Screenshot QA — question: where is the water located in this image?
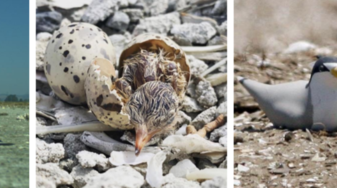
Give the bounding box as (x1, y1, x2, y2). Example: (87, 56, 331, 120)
(0, 106, 29, 187)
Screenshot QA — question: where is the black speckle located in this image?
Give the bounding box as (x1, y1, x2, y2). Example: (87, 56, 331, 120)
(68, 40, 73, 44)
(109, 118, 112, 121)
(82, 73, 84, 75)
(64, 67, 69, 72)
(103, 39, 108, 44)
(56, 33, 63, 38)
(96, 95, 103, 106)
(82, 56, 86, 60)
(70, 29, 74, 34)
(46, 64, 51, 75)
(69, 24, 77, 27)
(59, 62, 62, 66)
(73, 75, 80, 83)
(59, 46, 62, 50)
(52, 40, 54, 43)
(82, 44, 85, 47)
(85, 44, 91, 49)
(70, 72, 73, 74)
(63, 50, 69, 57)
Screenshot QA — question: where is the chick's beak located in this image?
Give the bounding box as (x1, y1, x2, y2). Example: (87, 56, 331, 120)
(135, 125, 153, 156)
(331, 67, 337, 78)
(324, 63, 337, 78)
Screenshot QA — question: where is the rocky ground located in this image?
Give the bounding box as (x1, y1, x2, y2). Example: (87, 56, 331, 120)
(234, 43, 337, 187)
(36, 0, 226, 188)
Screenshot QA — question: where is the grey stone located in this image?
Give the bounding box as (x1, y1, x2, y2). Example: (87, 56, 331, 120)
(196, 81, 218, 108)
(36, 177, 55, 188)
(192, 107, 217, 129)
(81, 0, 120, 24)
(201, 177, 226, 188)
(171, 22, 216, 45)
(186, 81, 197, 98)
(59, 158, 77, 172)
(147, 0, 169, 16)
(216, 102, 227, 117)
(215, 84, 226, 99)
(208, 35, 226, 46)
(169, 159, 199, 178)
(197, 158, 217, 170)
(210, 124, 226, 142)
(211, 0, 227, 15)
(36, 39, 49, 71)
(70, 165, 100, 188)
(36, 11, 62, 33)
(36, 163, 74, 186)
(122, 9, 144, 22)
(219, 21, 227, 36)
(168, 0, 186, 11)
(84, 166, 144, 188)
(187, 55, 209, 76)
(133, 12, 180, 35)
(109, 33, 132, 65)
(106, 11, 130, 31)
(37, 32, 52, 41)
(36, 138, 65, 164)
(177, 110, 192, 125)
(76, 150, 110, 171)
(64, 134, 87, 159)
(181, 96, 204, 113)
(162, 174, 201, 188)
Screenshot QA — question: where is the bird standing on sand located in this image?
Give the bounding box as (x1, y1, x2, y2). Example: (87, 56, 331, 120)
(239, 56, 337, 131)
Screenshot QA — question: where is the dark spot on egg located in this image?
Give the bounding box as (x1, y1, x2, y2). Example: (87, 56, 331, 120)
(73, 75, 80, 83)
(46, 64, 51, 75)
(85, 44, 91, 49)
(59, 46, 62, 50)
(52, 40, 54, 43)
(64, 67, 69, 72)
(103, 39, 108, 44)
(82, 56, 86, 60)
(68, 40, 73, 44)
(70, 29, 74, 34)
(59, 62, 62, 66)
(96, 95, 103, 106)
(68, 24, 77, 27)
(63, 50, 69, 57)
(56, 33, 63, 38)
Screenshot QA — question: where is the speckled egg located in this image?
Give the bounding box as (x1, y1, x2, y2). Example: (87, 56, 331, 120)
(85, 58, 132, 130)
(44, 22, 116, 105)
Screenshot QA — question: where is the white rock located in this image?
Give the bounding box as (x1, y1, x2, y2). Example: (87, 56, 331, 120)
(238, 164, 249, 172)
(169, 159, 199, 178)
(175, 124, 188, 135)
(176, 111, 192, 126)
(187, 55, 209, 76)
(201, 177, 226, 188)
(109, 151, 154, 166)
(36, 138, 65, 164)
(146, 151, 167, 188)
(36, 40, 48, 71)
(162, 174, 201, 188)
(192, 106, 217, 129)
(76, 150, 109, 170)
(36, 163, 74, 186)
(70, 165, 100, 188)
(106, 11, 130, 31)
(195, 81, 218, 108)
(181, 96, 204, 113)
(171, 22, 216, 45)
(133, 12, 180, 35)
(219, 21, 227, 36)
(122, 9, 144, 22)
(186, 168, 227, 181)
(55, 107, 97, 126)
(36, 177, 55, 188)
(84, 166, 144, 188)
(37, 32, 52, 41)
(162, 134, 226, 154)
(283, 41, 316, 54)
(215, 83, 226, 99)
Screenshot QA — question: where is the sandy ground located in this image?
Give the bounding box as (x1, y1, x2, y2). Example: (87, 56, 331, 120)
(234, 50, 337, 188)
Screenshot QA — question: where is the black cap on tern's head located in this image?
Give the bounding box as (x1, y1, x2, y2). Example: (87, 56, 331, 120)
(307, 56, 337, 87)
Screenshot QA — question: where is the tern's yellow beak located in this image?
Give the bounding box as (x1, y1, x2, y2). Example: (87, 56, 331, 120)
(331, 66, 337, 78)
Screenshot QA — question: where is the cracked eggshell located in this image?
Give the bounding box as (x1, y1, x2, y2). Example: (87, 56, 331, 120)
(44, 22, 116, 105)
(85, 58, 133, 129)
(119, 33, 191, 88)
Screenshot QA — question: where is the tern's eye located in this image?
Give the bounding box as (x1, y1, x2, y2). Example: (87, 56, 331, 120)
(319, 65, 326, 72)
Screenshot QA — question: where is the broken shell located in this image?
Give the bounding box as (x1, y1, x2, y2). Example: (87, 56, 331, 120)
(146, 151, 167, 188)
(85, 58, 132, 129)
(186, 168, 227, 181)
(118, 33, 191, 101)
(109, 151, 155, 166)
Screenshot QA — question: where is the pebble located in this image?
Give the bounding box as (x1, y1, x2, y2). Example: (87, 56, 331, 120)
(181, 96, 204, 113)
(195, 81, 218, 108)
(216, 101, 227, 117)
(36, 178, 55, 188)
(171, 22, 216, 45)
(76, 151, 110, 171)
(106, 11, 130, 31)
(122, 9, 144, 22)
(197, 158, 217, 169)
(210, 124, 227, 142)
(36, 32, 52, 41)
(37, 163, 74, 187)
(81, 0, 119, 24)
(143, 0, 169, 16)
(162, 174, 201, 188)
(64, 133, 87, 159)
(215, 83, 226, 99)
(36, 40, 48, 71)
(36, 11, 62, 33)
(219, 21, 227, 36)
(187, 55, 209, 76)
(36, 138, 65, 164)
(133, 12, 180, 35)
(70, 165, 99, 188)
(211, 0, 227, 15)
(84, 166, 144, 188)
(201, 177, 226, 188)
(169, 159, 199, 178)
(192, 106, 217, 129)
(209, 35, 226, 45)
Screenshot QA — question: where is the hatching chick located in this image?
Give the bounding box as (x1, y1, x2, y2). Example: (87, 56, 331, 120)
(124, 81, 179, 155)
